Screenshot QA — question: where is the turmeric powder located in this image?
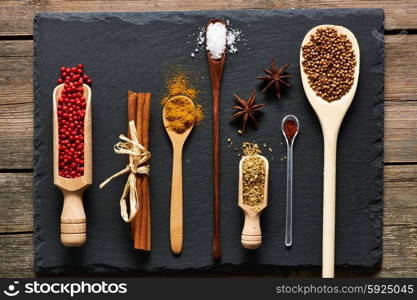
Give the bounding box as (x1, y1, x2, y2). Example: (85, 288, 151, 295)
(162, 71, 204, 131)
(165, 96, 196, 133)
(162, 72, 198, 103)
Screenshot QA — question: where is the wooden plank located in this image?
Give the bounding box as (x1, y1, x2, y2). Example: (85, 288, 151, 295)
(0, 173, 33, 233)
(0, 0, 416, 36)
(385, 101, 417, 163)
(0, 234, 34, 277)
(0, 165, 416, 277)
(385, 35, 417, 101)
(0, 101, 33, 169)
(0, 40, 32, 57)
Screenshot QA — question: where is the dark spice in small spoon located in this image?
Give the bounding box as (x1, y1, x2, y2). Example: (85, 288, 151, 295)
(283, 119, 298, 143)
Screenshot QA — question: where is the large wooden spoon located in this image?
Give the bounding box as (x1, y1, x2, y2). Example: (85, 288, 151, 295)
(206, 18, 227, 261)
(163, 96, 195, 255)
(300, 25, 360, 278)
(53, 83, 92, 247)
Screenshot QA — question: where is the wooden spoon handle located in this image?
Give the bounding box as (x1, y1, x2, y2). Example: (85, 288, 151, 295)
(61, 190, 86, 247)
(322, 133, 338, 278)
(170, 145, 184, 254)
(241, 211, 262, 249)
(212, 87, 221, 260)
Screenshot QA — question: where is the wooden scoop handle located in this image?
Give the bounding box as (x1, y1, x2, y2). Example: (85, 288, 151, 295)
(241, 211, 262, 249)
(60, 190, 86, 247)
(170, 144, 184, 254)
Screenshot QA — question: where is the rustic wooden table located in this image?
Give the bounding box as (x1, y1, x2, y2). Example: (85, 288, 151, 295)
(0, 1, 416, 278)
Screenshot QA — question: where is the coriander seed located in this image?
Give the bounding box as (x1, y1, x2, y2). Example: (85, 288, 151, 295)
(302, 27, 356, 102)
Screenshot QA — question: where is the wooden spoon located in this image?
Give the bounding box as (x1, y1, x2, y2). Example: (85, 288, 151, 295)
(238, 155, 269, 249)
(163, 96, 195, 255)
(206, 18, 227, 260)
(53, 83, 92, 247)
(300, 25, 360, 277)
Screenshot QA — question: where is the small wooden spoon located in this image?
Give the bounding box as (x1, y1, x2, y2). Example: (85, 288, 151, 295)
(300, 25, 360, 277)
(206, 18, 227, 260)
(163, 96, 195, 255)
(53, 83, 92, 247)
(238, 155, 269, 249)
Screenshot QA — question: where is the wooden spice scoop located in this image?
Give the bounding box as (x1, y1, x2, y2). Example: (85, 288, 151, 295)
(238, 155, 269, 249)
(163, 96, 195, 254)
(53, 84, 92, 247)
(300, 25, 360, 277)
(206, 18, 227, 260)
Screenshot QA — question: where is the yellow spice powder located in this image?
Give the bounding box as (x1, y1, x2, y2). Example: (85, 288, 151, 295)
(164, 73, 198, 102)
(162, 71, 204, 131)
(165, 96, 196, 133)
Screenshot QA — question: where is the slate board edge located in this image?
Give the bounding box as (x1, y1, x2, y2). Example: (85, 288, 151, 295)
(33, 14, 44, 273)
(368, 10, 384, 267)
(32, 9, 385, 275)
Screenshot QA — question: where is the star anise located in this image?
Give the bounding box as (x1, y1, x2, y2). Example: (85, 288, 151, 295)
(256, 59, 291, 98)
(229, 91, 265, 132)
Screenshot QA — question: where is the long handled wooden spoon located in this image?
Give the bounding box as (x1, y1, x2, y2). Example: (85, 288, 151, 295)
(300, 25, 360, 277)
(206, 18, 227, 260)
(53, 83, 92, 247)
(238, 155, 269, 249)
(163, 96, 195, 255)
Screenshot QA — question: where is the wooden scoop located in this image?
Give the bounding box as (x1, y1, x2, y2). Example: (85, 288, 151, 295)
(206, 18, 227, 260)
(300, 25, 360, 277)
(53, 83, 92, 247)
(238, 155, 269, 249)
(163, 96, 195, 255)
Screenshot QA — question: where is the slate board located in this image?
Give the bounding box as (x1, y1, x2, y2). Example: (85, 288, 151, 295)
(33, 9, 384, 274)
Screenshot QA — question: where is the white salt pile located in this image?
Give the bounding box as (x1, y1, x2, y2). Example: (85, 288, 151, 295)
(189, 21, 245, 58)
(206, 22, 227, 59)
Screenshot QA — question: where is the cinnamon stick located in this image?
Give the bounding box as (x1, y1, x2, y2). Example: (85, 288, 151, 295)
(133, 94, 145, 249)
(126, 91, 151, 251)
(138, 93, 151, 250)
(127, 91, 138, 239)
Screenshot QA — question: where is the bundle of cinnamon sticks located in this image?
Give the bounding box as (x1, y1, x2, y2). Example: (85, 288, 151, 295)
(127, 91, 151, 251)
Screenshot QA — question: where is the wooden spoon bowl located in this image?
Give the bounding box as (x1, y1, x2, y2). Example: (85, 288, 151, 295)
(163, 96, 195, 255)
(300, 25, 360, 277)
(53, 83, 92, 247)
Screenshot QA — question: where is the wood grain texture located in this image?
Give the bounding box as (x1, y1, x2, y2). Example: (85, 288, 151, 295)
(0, 40, 32, 57)
(0, 234, 34, 278)
(385, 101, 417, 162)
(385, 35, 417, 101)
(0, 0, 416, 36)
(1, 165, 415, 277)
(0, 173, 33, 233)
(0, 35, 417, 169)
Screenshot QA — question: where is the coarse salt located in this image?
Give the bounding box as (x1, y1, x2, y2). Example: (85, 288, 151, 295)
(206, 22, 227, 59)
(189, 21, 244, 58)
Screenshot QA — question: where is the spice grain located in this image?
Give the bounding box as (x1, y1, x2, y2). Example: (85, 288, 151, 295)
(302, 27, 356, 102)
(242, 155, 265, 208)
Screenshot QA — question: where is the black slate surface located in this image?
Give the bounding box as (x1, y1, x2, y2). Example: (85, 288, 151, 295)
(33, 9, 384, 274)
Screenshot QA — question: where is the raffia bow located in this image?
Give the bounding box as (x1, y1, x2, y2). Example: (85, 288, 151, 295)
(99, 121, 151, 222)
